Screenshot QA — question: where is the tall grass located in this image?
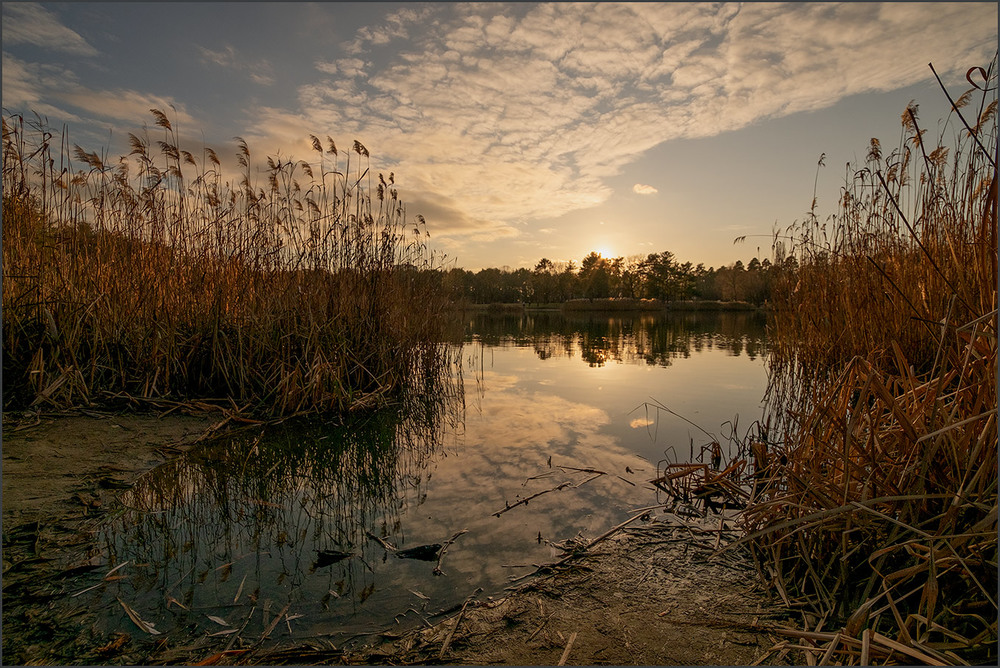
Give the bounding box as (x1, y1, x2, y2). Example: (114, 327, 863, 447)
(2, 110, 452, 417)
(743, 58, 997, 665)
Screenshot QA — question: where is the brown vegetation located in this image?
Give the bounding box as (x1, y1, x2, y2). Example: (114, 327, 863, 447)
(742, 59, 998, 665)
(2, 110, 453, 417)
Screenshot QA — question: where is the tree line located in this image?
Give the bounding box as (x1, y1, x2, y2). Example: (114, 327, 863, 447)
(430, 250, 795, 305)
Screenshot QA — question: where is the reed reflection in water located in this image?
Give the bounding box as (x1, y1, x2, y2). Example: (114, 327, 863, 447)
(94, 360, 466, 643)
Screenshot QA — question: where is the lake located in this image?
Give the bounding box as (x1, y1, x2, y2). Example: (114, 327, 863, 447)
(90, 310, 768, 647)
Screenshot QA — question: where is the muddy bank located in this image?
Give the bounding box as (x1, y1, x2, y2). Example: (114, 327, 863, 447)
(353, 526, 786, 666)
(2, 410, 218, 532)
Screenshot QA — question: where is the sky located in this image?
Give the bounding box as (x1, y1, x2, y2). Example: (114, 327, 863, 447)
(3, 2, 997, 271)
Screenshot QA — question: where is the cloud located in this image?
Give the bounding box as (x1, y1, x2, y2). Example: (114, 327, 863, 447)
(1, 54, 86, 123)
(401, 191, 518, 241)
(1, 56, 189, 139)
(245, 1, 995, 245)
(8, 2, 994, 255)
(198, 44, 275, 86)
(315, 58, 367, 78)
(4, 33, 198, 144)
(633, 184, 659, 195)
(2, 4, 98, 56)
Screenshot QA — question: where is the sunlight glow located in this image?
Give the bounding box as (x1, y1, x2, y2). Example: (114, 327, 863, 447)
(595, 246, 615, 259)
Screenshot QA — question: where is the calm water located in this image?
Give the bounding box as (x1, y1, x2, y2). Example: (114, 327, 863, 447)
(90, 310, 767, 646)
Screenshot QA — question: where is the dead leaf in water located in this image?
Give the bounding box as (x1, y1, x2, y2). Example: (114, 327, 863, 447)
(117, 597, 160, 635)
(166, 595, 189, 611)
(395, 544, 441, 561)
(314, 549, 352, 569)
(234, 574, 247, 603)
(206, 615, 229, 626)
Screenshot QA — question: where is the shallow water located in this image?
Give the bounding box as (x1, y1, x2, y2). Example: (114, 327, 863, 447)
(91, 310, 768, 647)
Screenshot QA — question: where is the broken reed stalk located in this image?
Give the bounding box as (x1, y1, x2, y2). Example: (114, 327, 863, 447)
(745, 58, 998, 665)
(557, 631, 579, 666)
(2, 109, 454, 417)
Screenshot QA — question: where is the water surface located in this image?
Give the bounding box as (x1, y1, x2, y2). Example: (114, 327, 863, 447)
(92, 310, 768, 646)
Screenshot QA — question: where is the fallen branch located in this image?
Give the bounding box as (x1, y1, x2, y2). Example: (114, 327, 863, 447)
(260, 602, 292, 640)
(573, 472, 604, 488)
(493, 482, 573, 517)
(364, 530, 398, 552)
(558, 465, 608, 475)
(527, 612, 555, 641)
(507, 510, 651, 584)
(433, 529, 469, 576)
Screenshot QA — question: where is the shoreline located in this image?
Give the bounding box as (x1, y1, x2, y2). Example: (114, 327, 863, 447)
(233, 511, 787, 666)
(1, 410, 786, 666)
(1, 409, 219, 664)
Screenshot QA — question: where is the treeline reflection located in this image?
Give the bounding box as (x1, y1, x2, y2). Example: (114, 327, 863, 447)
(466, 310, 767, 366)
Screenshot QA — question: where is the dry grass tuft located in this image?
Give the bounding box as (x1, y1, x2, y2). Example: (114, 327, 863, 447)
(2, 109, 453, 417)
(742, 58, 997, 665)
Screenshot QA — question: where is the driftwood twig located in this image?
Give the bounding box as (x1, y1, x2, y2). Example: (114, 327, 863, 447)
(493, 482, 572, 517)
(433, 529, 469, 576)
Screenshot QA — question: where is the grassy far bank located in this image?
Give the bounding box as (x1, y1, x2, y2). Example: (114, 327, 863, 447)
(2, 110, 454, 418)
(741, 59, 997, 665)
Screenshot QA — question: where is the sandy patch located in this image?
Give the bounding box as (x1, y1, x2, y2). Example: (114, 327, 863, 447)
(2, 410, 217, 533)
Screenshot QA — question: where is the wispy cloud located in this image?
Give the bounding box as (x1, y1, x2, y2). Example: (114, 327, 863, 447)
(1, 54, 85, 122)
(198, 45, 275, 86)
(3, 52, 195, 134)
(2, 4, 98, 57)
(633, 184, 658, 195)
(61, 88, 196, 128)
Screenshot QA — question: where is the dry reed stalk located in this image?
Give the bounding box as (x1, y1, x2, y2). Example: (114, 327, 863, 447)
(744, 58, 998, 666)
(2, 110, 455, 417)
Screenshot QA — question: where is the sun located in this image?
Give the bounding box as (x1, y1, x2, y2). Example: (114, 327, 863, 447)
(595, 245, 615, 259)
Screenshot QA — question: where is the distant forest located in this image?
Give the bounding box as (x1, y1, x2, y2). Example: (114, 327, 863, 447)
(432, 250, 793, 305)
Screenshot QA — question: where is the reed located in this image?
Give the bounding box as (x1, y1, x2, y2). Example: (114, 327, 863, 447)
(742, 58, 997, 665)
(2, 110, 453, 417)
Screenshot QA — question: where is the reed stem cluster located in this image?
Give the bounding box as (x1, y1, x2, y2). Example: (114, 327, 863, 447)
(744, 59, 997, 664)
(2, 110, 452, 417)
